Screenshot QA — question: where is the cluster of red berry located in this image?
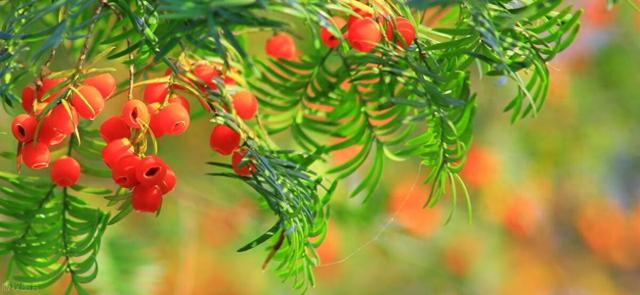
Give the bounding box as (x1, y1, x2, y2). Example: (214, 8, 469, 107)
(99, 72, 194, 212)
(320, 6, 416, 52)
(208, 89, 258, 177)
(263, 6, 416, 60)
(11, 73, 116, 187)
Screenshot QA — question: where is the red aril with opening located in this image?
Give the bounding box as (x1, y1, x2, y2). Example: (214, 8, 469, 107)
(121, 100, 150, 129)
(135, 155, 167, 186)
(11, 114, 37, 143)
(22, 141, 50, 170)
(153, 103, 190, 136)
(111, 155, 141, 188)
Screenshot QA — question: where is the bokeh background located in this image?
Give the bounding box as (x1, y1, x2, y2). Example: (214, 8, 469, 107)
(1, 0, 640, 294)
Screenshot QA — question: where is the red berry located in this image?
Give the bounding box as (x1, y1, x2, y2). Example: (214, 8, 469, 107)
(265, 33, 297, 60)
(131, 185, 163, 213)
(135, 155, 167, 186)
(84, 73, 116, 99)
(38, 78, 67, 102)
(111, 155, 141, 188)
(46, 104, 78, 135)
(232, 91, 258, 120)
(100, 116, 131, 142)
(232, 149, 256, 177)
(143, 83, 169, 104)
(192, 63, 219, 90)
(158, 169, 176, 194)
(71, 85, 105, 120)
(21, 85, 36, 113)
(37, 121, 67, 146)
(11, 114, 37, 143)
(209, 125, 241, 155)
(153, 102, 190, 136)
(148, 103, 164, 138)
(347, 5, 373, 29)
(320, 17, 347, 48)
(102, 138, 134, 168)
(385, 17, 415, 47)
(347, 18, 381, 52)
(168, 95, 190, 113)
(121, 100, 150, 129)
(50, 156, 81, 187)
(22, 141, 50, 170)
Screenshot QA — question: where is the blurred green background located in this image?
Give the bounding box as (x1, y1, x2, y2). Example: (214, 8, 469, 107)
(1, 1, 640, 294)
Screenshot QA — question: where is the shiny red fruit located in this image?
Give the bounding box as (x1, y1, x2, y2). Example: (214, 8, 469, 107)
(209, 125, 241, 156)
(21, 85, 36, 113)
(232, 91, 258, 120)
(265, 33, 297, 60)
(11, 114, 37, 143)
(131, 185, 163, 213)
(84, 73, 116, 99)
(100, 116, 131, 142)
(320, 17, 347, 48)
(135, 155, 167, 186)
(111, 155, 141, 188)
(347, 18, 381, 52)
(153, 103, 190, 136)
(232, 149, 256, 177)
(22, 141, 50, 170)
(37, 121, 67, 146)
(46, 104, 79, 135)
(168, 95, 190, 113)
(143, 83, 169, 104)
(158, 169, 176, 194)
(102, 138, 134, 168)
(50, 156, 81, 187)
(192, 63, 219, 90)
(71, 85, 105, 120)
(121, 100, 150, 129)
(347, 5, 373, 29)
(38, 78, 67, 102)
(385, 17, 416, 47)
